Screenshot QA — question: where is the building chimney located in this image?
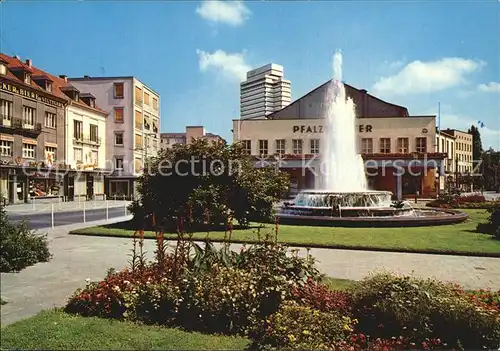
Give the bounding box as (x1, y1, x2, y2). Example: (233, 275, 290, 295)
(25, 59, 32, 67)
(59, 75, 67, 82)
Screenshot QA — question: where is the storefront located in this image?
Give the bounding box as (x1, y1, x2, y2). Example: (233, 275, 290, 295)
(105, 177, 137, 200)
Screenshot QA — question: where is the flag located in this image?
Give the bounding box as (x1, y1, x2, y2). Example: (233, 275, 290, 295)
(477, 120, 485, 128)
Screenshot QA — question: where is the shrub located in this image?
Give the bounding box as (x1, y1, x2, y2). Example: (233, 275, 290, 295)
(248, 302, 355, 350)
(291, 278, 351, 314)
(350, 273, 500, 349)
(0, 207, 51, 272)
(476, 203, 500, 236)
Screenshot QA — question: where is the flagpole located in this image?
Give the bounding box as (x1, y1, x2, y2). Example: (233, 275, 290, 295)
(437, 102, 441, 152)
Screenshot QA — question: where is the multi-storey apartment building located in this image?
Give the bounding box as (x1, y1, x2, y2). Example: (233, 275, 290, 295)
(440, 129, 473, 174)
(240, 64, 291, 119)
(0, 54, 108, 203)
(233, 80, 446, 199)
(160, 126, 224, 151)
(69, 76, 160, 199)
(435, 129, 456, 190)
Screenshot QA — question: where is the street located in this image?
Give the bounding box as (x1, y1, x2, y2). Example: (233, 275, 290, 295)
(7, 207, 130, 230)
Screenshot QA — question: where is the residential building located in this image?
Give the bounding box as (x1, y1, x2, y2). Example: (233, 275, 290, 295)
(233, 80, 446, 199)
(160, 126, 224, 150)
(0, 54, 108, 204)
(69, 76, 160, 199)
(440, 129, 474, 174)
(435, 129, 456, 190)
(240, 64, 291, 119)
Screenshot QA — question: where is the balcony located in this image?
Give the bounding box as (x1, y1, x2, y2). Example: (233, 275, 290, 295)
(0, 116, 42, 137)
(73, 134, 101, 146)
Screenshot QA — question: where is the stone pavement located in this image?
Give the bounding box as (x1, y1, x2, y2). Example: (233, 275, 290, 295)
(1, 217, 500, 327)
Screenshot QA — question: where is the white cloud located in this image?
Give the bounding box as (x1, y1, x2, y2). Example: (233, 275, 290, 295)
(477, 81, 500, 93)
(195, 0, 251, 26)
(196, 49, 251, 82)
(373, 57, 485, 95)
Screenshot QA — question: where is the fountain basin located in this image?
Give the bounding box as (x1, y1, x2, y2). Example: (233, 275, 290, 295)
(279, 190, 469, 227)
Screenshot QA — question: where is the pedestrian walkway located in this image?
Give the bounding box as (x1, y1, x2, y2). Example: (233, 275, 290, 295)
(4, 199, 131, 214)
(1, 217, 499, 326)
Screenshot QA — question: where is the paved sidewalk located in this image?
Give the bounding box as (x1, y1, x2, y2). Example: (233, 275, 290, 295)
(4, 200, 131, 214)
(1, 218, 500, 326)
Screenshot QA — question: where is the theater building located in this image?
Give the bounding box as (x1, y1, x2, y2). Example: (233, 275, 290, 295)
(233, 81, 446, 199)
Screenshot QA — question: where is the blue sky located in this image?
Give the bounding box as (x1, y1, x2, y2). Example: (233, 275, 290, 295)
(1, 0, 499, 149)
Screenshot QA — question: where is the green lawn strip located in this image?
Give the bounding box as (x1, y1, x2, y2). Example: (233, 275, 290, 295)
(0, 309, 250, 350)
(322, 277, 355, 291)
(70, 209, 500, 256)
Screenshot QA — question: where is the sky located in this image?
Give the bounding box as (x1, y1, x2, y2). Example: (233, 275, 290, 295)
(0, 0, 499, 149)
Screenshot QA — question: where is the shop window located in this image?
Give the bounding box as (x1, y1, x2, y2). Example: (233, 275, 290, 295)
(397, 138, 409, 153)
(275, 139, 286, 155)
(292, 139, 303, 154)
(30, 177, 61, 197)
(361, 138, 373, 154)
(258, 139, 268, 156)
(310, 139, 320, 154)
(22, 143, 36, 158)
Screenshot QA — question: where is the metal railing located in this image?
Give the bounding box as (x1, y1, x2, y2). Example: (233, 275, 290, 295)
(73, 134, 101, 146)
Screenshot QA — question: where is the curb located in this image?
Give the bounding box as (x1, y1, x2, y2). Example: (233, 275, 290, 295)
(69, 230, 500, 259)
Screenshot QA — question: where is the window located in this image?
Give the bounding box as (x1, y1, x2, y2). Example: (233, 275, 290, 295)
(23, 143, 36, 159)
(361, 138, 373, 154)
(23, 106, 36, 126)
(45, 146, 56, 163)
(310, 139, 320, 154)
(115, 157, 124, 170)
(91, 150, 98, 165)
(0, 63, 6, 75)
(45, 112, 56, 128)
(74, 148, 83, 162)
(135, 158, 142, 173)
(0, 140, 13, 156)
(135, 86, 142, 105)
(135, 110, 143, 129)
(153, 97, 158, 110)
(73, 120, 83, 140)
(144, 92, 150, 106)
(258, 140, 268, 156)
(276, 139, 286, 155)
(115, 132, 124, 146)
(114, 107, 124, 123)
(416, 137, 427, 153)
(1, 99, 13, 122)
(379, 138, 391, 154)
(46, 82, 52, 92)
(114, 83, 124, 98)
(135, 134, 143, 149)
(292, 139, 303, 154)
(90, 124, 98, 143)
(24, 73, 31, 84)
(242, 140, 251, 154)
(397, 137, 409, 153)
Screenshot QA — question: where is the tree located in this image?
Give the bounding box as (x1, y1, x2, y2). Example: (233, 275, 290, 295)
(130, 138, 290, 230)
(482, 148, 500, 191)
(468, 125, 483, 162)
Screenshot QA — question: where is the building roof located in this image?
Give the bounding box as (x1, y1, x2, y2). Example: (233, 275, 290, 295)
(263, 80, 409, 120)
(441, 128, 472, 136)
(0, 53, 107, 115)
(68, 75, 160, 96)
(436, 127, 456, 139)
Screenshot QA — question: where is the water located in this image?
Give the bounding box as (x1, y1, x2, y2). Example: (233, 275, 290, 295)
(320, 50, 368, 191)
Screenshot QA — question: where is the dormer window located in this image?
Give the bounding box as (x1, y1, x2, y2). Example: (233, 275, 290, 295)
(61, 85, 80, 101)
(0, 62, 6, 75)
(33, 75, 54, 92)
(24, 73, 31, 84)
(80, 93, 96, 108)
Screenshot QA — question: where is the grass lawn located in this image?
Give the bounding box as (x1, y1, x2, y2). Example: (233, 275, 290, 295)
(70, 209, 500, 256)
(0, 309, 250, 350)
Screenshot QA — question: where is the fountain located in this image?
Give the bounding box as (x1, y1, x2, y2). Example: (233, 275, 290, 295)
(278, 50, 468, 227)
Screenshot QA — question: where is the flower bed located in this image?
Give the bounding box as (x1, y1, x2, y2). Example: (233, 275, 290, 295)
(64, 221, 500, 350)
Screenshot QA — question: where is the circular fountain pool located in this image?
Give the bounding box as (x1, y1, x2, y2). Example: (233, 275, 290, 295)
(278, 190, 469, 227)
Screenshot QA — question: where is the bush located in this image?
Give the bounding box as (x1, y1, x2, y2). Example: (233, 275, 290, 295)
(0, 207, 51, 272)
(248, 302, 355, 350)
(476, 203, 500, 237)
(350, 273, 500, 349)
